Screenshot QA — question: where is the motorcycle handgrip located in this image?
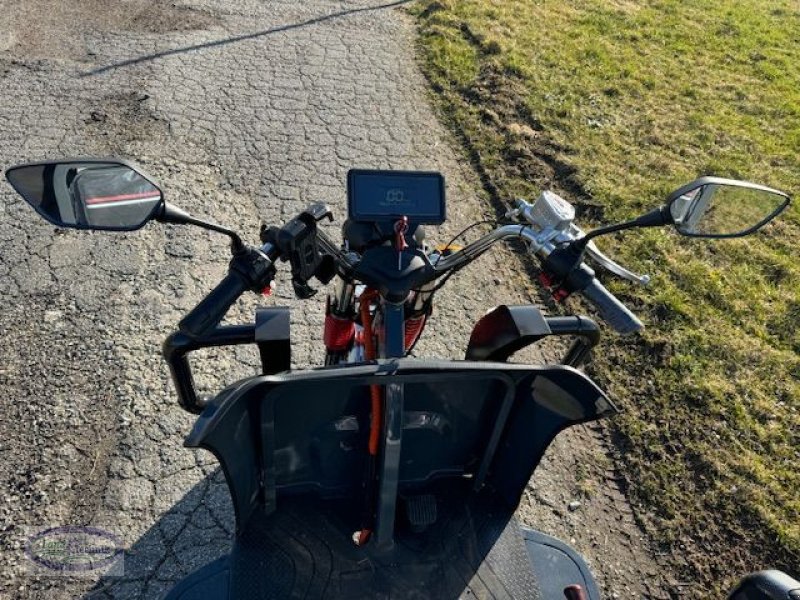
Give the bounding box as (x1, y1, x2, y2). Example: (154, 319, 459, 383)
(581, 278, 643, 335)
(179, 270, 249, 339)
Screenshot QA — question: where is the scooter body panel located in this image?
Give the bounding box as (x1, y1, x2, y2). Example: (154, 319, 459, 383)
(167, 359, 611, 598)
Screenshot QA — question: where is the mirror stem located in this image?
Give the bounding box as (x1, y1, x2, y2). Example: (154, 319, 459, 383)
(158, 202, 245, 252)
(580, 205, 673, 245)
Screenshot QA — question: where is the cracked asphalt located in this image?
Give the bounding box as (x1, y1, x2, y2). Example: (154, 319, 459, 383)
(0, 1, 672, 598)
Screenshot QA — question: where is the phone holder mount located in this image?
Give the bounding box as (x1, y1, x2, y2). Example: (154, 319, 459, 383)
(260, 203, 337, 299)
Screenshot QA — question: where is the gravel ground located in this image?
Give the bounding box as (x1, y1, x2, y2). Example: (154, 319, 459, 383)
(1, 1, 674, 598)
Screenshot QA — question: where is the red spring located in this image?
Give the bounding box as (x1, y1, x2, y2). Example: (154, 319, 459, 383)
(404, 315, 426, 351)
(324, 313, 355, 353)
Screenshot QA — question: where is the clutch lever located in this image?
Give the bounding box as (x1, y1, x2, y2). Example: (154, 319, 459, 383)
(570, 224, 651, 285)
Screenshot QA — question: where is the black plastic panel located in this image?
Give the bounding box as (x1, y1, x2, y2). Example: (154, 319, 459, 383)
(173, 359, 613, 599)
(185, 359, 615, 528)
(523, 528, 601, 599)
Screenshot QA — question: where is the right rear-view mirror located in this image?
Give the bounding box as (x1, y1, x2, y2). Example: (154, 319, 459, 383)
(667, 176, 790, 238)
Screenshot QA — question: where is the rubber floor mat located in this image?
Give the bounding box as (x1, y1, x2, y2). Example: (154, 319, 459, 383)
(169, 484, 542, 599)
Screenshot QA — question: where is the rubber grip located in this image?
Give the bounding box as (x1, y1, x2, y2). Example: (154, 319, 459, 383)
(581, 278, 643, 335)
(179, 271, 249, 339)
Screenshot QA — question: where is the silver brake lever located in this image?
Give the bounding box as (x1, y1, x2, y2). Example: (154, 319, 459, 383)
(569, 224, 650, 285)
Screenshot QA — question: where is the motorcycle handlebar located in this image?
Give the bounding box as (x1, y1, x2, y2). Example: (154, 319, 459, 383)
(432, 223, 643, 334)
(179, 243, 278, 339)
(178, 270, 251, 338)
(179, 211, 642, 339)
(580, 277, 643, 335)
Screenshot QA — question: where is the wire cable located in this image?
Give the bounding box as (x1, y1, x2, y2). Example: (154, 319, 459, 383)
(434, 219, 497, 266)
(407, 220, 497, 356)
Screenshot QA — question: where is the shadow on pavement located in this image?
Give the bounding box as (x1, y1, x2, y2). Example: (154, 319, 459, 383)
(82, 0, 413, 77)
(84, 469, 234, 600)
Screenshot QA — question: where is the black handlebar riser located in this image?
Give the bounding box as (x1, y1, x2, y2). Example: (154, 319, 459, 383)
(178, 245, 277, 339)
(178, 270, 250, 339)
(163, 325, 259, 413)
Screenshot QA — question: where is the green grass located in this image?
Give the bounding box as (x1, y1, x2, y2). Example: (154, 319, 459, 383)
(412, 0, 800, 593)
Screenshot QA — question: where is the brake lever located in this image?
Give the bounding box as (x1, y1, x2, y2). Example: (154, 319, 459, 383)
(571, 224, 650, 285)
(510, 195, 650, 285)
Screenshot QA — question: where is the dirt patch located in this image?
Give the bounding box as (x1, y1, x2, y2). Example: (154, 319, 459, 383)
(605, 334, 800, 597)
(430, 55, 602, 223)
(83, 90, 172, 153)
(126, 3, 220, 34)
(1, 0, 220, 62)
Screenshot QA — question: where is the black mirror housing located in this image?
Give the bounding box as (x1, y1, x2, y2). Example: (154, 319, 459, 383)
(5, 157, 163, 232)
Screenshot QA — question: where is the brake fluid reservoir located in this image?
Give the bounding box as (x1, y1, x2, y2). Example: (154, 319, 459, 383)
(530, 190, 575, 231)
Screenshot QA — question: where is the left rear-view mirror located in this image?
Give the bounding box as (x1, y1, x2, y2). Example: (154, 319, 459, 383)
(5, 158, 163, 231)
(667, 176, 790, 238)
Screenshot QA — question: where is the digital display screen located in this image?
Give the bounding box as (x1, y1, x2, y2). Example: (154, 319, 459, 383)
(347, 170, 446, 224)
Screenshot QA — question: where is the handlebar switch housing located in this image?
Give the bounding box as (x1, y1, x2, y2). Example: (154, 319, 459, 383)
(230, 245, 278, 294)
(541, 245, 595, 299)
